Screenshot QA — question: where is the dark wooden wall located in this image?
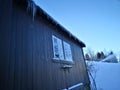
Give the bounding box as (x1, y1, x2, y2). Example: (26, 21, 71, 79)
(0, 1, 90, 90)
(0, 0, 13, 89)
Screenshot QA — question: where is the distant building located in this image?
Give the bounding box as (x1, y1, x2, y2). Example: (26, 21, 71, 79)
(0, 0, 90, 90)
(101, 54, 118, 63)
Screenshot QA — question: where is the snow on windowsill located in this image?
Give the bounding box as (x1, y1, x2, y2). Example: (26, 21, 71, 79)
(52, 58, 75, 65)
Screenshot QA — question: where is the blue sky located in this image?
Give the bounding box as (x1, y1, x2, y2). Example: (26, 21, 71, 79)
(35, 0, 120, 54)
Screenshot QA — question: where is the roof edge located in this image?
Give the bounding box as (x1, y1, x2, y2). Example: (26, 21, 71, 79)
(35, 4, 86, 47)
(15, 0, 86, 47)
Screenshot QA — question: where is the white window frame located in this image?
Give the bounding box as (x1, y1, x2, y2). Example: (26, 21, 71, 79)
(52, 35, 64, 60)
(63, 41, 72, 61)
(52, 35, 73, 62)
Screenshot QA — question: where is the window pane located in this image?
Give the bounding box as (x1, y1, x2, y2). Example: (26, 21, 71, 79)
(63, 41, 72, 61)
(52, 35, 64, 60)
(53, 37, 59, 58)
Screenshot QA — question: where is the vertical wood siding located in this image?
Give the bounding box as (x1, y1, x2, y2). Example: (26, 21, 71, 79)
(0, 1, 90, 90)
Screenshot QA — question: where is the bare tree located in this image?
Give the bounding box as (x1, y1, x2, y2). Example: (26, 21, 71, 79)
(84, 47, 96, 60)
(86, 61, 98, 90)
(85, 53, 90, 60)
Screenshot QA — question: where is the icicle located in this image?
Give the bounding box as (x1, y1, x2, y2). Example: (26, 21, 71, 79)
(27, 0, 37, 21)
(32, 2, 37, 21)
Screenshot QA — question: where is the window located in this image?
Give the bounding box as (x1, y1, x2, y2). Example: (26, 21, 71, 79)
(52, 35, 72, 61)
(63, 41, 72, 61)
(52, 35, 64, 60)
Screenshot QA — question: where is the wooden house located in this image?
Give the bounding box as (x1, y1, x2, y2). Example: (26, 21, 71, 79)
(0, 0, 90, 90)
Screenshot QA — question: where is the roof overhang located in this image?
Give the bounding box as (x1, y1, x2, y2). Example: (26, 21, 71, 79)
(14, 0, 86, 47)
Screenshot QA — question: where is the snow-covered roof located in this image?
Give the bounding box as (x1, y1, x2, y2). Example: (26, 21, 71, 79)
(101, 54, 118, 63)
(16, 0, 86, 47)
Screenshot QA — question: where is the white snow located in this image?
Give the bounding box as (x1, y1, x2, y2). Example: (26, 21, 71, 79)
(101, 54, 118, 63)
(63, 83, 83, 90)
(90, 62, 120, 90)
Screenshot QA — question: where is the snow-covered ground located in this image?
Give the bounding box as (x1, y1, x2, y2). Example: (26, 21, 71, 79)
(90, 62, 120, 90)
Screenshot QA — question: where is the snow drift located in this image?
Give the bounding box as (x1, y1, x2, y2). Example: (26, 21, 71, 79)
(101, 54, 118, 63)
(89, 62, 120, 90)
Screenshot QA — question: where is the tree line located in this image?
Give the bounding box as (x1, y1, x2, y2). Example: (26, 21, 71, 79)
(84, 48, 114, 61)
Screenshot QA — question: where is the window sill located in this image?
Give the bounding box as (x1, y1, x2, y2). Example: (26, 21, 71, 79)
(52, 58, 75, 65)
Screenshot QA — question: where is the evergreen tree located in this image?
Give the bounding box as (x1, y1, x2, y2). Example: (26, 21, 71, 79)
(97, 52, 101, 59)
(109, 51, 113, 55)
(101, 51, 105, 59)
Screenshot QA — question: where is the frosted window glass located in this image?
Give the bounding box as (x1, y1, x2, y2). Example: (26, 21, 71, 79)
(52, 35, 64, 60)
(63, 41, 72, 61)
